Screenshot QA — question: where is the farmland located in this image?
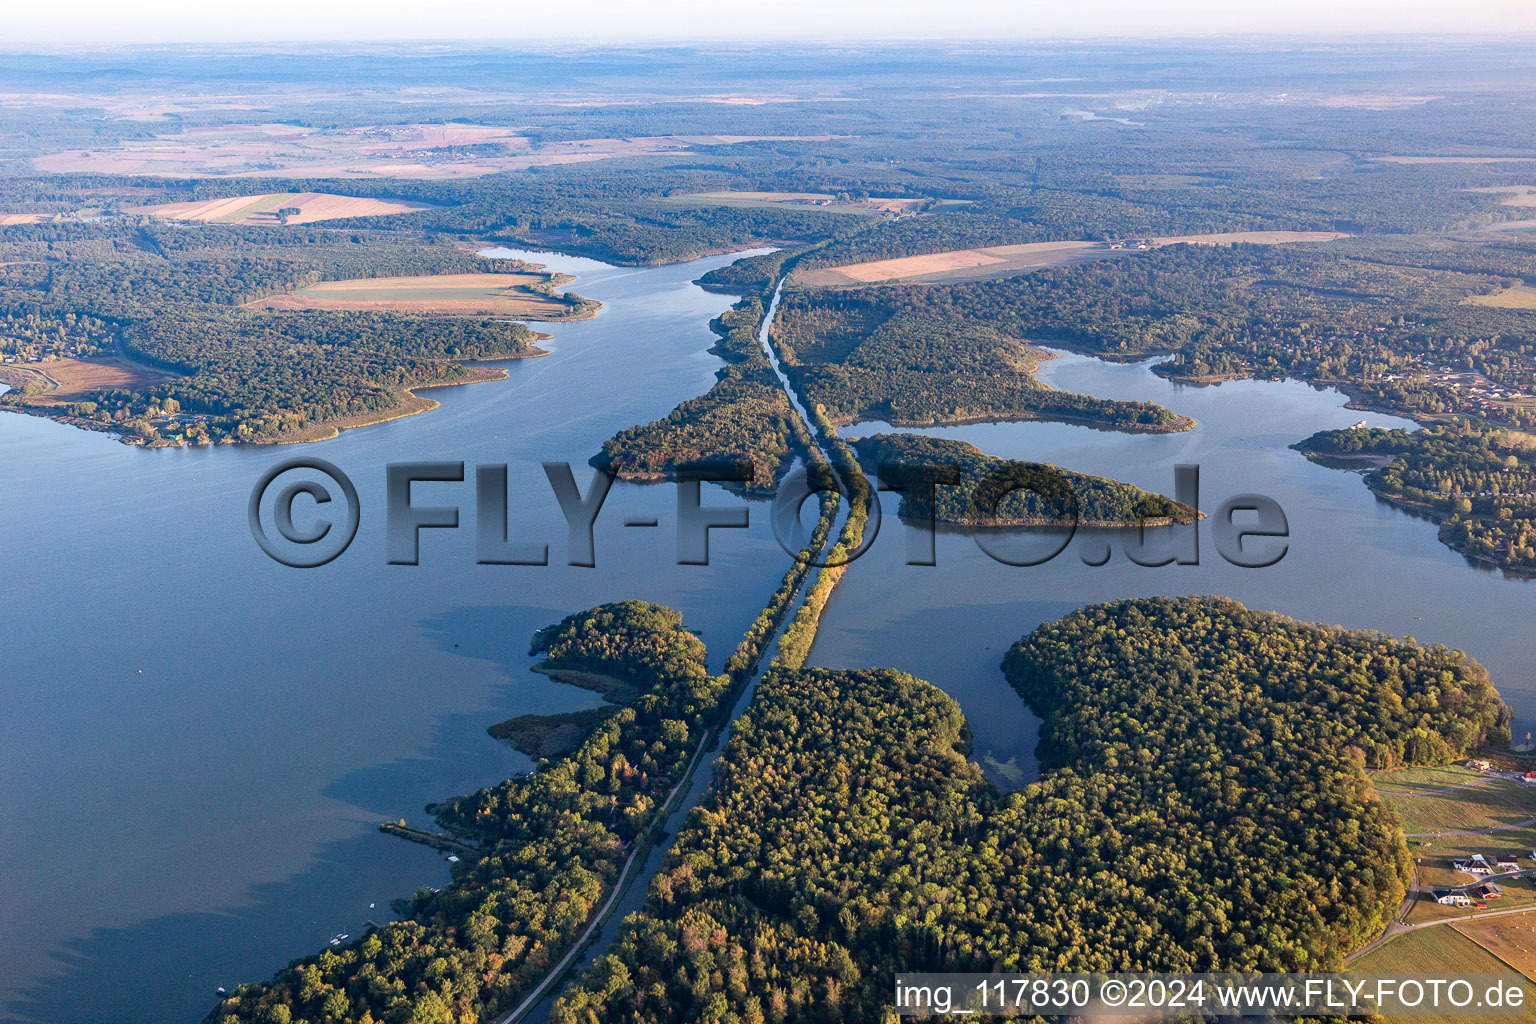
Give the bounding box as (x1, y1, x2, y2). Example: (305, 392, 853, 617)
(657, 190, 948, 215)
(135, 191, 435, 226)
(794, 231, 1349, 286)
(1467, 185, 1536, 208)
(1455, 915, 1536, 978)
(1353, 928, 1533, 1024)
(1467, 283, 1536, 309)
(0, 357, 175, 405)
(245, 272, 598, 319)
(30, 122, 843, 179)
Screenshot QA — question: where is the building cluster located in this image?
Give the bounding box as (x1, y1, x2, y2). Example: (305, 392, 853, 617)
(1432, 882, 1504, 907)
(1411, 361, 1530, 407)
(1432, 851, 1530, 908)
(1451, 852, 1523, 876)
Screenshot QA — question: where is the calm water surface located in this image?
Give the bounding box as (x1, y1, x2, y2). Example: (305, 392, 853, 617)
(0, 248, 792, 1024)
(4, 259, 1535, 1022)
(814, 350, 1536, 783)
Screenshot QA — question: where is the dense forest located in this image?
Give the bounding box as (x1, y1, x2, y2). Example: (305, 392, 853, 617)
(794, 239, 1531, 407)
(1296, 421, 1536, 571)
(551, 597, 1509, 1024)
(10, 82, 1536, 448)
(593, 297, 812, 495)
(853, 433, 1197, 526)
(769, 291, 1194, 432)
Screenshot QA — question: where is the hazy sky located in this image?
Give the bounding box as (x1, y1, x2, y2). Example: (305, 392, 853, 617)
(7, 0, 1536, 44)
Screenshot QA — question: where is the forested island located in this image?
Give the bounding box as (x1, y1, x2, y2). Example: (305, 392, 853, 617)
(550, 597, 1509, 1024)
(1296, 423, 1536, 572)
(853, 432, 1198, 526)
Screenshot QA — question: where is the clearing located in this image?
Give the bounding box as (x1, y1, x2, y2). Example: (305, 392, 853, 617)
(246, 272, 594, 319)
(0, 357, 174, 404)
(794, 231, 1349, 287)
(1467, 185, 1536, 208)
(1467, 284, 1536, 309)
(134, 191, 435, 225)
(657, 190, 955, 216)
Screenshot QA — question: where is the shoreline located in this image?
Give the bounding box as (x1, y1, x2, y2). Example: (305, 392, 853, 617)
(267, 363, 518, 445)
(2, 357, 531, 448)
(808, 341, 1197, 435)
(833, 406, 1198, 434)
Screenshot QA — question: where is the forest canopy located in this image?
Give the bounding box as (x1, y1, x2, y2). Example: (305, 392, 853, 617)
(552, 597, 1509, 1024)
(853, 432, 1198, 526)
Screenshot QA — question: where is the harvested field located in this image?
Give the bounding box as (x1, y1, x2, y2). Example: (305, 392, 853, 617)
(1352, 927, 1535, 1024)
(1467, 284, 1536, 309)
(795, 232, 1349, 287)
(246, 272, 594, 319)
(795, 241, 1106, 286)
(1467, 185, 1536, 208)
(0, 213, 50, 225)
(1455, 915, 1536, 979)
(0, 357, 174, 404)
(137, 191, 435, 225)
(658, 190, 940, 216)
(1374, 155, 1536, 164)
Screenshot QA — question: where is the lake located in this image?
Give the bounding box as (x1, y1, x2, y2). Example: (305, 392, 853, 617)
(0, 248, 795, 1024)
(816, 350, 1536, 784)
(3, 253, 1534, 1023)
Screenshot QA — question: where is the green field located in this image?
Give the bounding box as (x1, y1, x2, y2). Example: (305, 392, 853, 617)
(1353, 927, 1533, 1024)
(209, 194, 291, 223)
(1372, 771, 1536, 836)
(1372, 765, 1491, 793)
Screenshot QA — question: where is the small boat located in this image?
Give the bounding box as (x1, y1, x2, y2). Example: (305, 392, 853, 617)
(447, 855, 460, 863)
(328, 932, 349, 946)
(215, 987, 228, 998)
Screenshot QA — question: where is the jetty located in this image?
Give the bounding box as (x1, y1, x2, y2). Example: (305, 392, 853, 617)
(379, 821, 481, 858)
